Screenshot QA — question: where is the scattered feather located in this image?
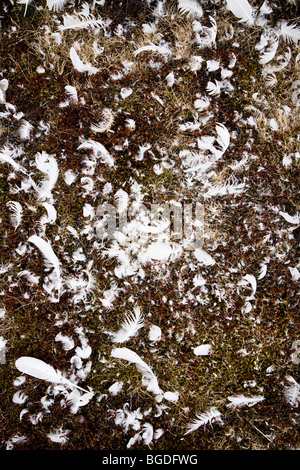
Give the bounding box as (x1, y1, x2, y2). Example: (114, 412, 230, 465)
(227, 394, 265, 408)
(15, 357, 89, 393)
(65, 85, 78, 104)
(70, 47, 99, 75)
(110, 307, 144, 343)
(185, 408, 223, 434)
(6, 201, 23, 229)
(225, 0, 255, 26)
(111, 347, 163, 396)
(78, 139, 114, 167)
(47, 0, 68, 12)
(28, 235, 60, 276)
(278, 21, 300, 45)
(178, 0, 203, 18)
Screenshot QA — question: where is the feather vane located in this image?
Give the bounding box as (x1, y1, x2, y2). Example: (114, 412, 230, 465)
(28, 235, 60, 275)
(225, 0, 255, 26)
(15, 356, 89, 392)
(178, 0, 203, 18)
(110, 307, 144, 343)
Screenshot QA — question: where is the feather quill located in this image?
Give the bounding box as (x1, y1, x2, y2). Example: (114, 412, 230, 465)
(225, 0, 255, 26)
(15, 356, 89, 393)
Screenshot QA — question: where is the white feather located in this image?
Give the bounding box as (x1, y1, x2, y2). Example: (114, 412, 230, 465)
(279, 211, 300, 225)
(227, 394, 265, 408)
(110, 307, 144, 343)
(35, 152, 59, 201)
(178, 0, 203, 18)
(58, 8, 103, 31)
(15, 356, 89, 393)
(206, 80, 221, 96)
(279, 21, 300, 45)
(133, 42, 172, 58)
(6, 201, 23, 229)
(19, 120, 33, 140)
(78, 139, 115, 167)
(70, 47, 99, 75)
(258, 35, 279, 64)
(47, 0, 68, 11)
(225, 0, 255, 26)
(0, 145, 26, 173)
(240, 274, 257, 300)
(28, 235, 60, 275)
(111, 347, 163, 396)
(65, 85, 78, 103)
(215, 123, 230, 153)
(258, 263, 267, 280)
(91, 108, 114, 133)
(185, 408, 223, 434)
(114, 189, 129, 214)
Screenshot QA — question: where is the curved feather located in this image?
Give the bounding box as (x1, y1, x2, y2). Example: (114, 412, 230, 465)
(28, 235, 60, 274)
(111, 307, 144, 343)
(6, 201, 23, 229)
(279, 21, 300, 45)
(15, 356, 89, 392)
(178, 0, 203, 18)
(225, 0, 255, 26)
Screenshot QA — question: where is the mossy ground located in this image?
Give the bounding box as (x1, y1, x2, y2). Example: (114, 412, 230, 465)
(0, 0, 299, 451)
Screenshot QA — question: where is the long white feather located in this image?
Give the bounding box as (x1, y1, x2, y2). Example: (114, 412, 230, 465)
(225, 0, 255, 26)
(178, 0, 203, 18)
(110, 307, 144, 343)
(6, 201, 23, 229)
(15, 356, 89, 393)
(28, 235, 60, 275)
